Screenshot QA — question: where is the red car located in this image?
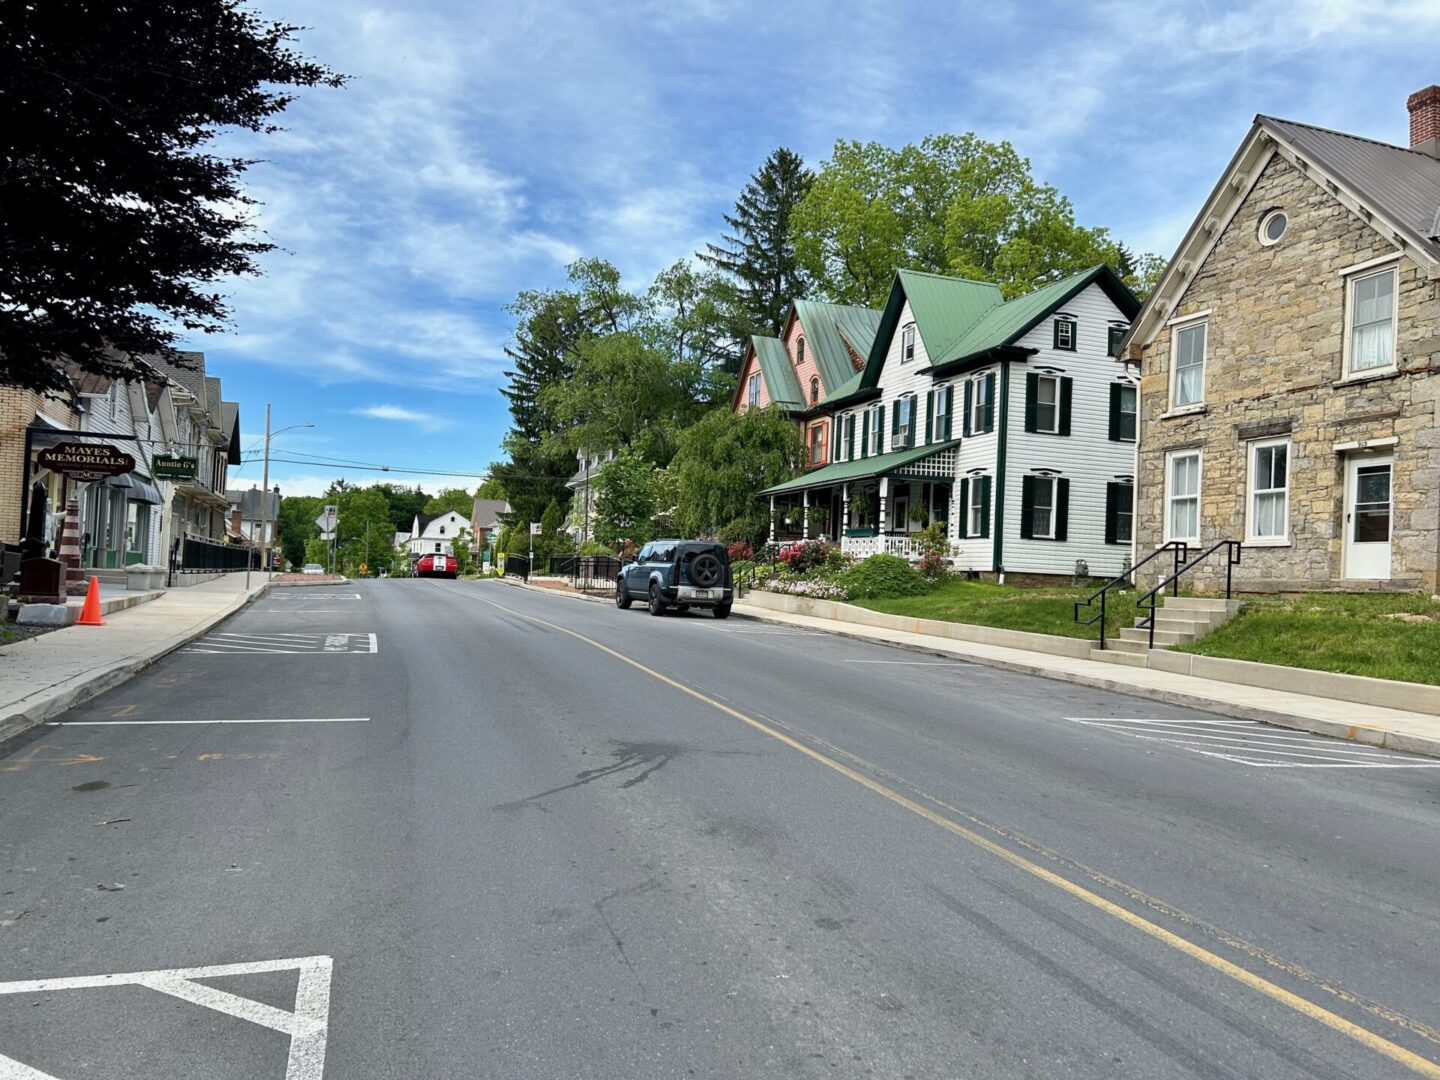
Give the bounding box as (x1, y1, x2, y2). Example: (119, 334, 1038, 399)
(415, 553, 457, 578)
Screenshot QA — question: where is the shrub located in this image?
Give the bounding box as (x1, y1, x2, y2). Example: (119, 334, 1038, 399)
(728, 540, 753, 562)
(579, 539, 616, 556)
(778, 539, 829, 574)
(839, 553, 930, 600)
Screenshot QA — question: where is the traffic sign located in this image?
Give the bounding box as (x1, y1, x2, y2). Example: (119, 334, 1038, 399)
(318, 529, 335, 541)
(530, 522, 542, 535)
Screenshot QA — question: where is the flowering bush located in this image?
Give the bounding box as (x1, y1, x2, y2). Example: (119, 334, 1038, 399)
(778, 540, 829, 574)
(765, 577, 851, 600)
(917, 548, 950, 582)
(728, 540, 753, 562)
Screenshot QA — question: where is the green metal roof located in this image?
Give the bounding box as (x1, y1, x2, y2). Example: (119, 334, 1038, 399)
(929, 264, 1141, 369)
(759, 439, 961, 496)
(752, 335, 804, 409)
(857, 270, 1002, 391)
(791, 299, 883, 394)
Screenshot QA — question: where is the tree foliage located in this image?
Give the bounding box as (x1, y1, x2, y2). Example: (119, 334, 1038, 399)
(671, 407, 807, 543)
(0, 0, 344, 394)
(700, 147, 814, 340)
(423, 488, 473, 516)
(790, 134, 1161, 306)
(592, 448, 659, 546)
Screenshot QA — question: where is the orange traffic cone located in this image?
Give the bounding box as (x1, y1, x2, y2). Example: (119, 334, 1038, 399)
(77, 576, 104, 626)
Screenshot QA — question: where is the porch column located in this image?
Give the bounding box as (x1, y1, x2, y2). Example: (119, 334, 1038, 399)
(841, 483, 850, 540)
(768, 495, 776, 543)
(802, 489, 810, 540)
(878, 477, 889, 535)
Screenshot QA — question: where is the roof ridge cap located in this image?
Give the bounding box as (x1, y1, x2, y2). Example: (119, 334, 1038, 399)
(1261, 114, 1432, 157)
(897, 267, 1001, 288)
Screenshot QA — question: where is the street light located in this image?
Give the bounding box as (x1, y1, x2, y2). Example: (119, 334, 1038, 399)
(259, 409, 314, 579)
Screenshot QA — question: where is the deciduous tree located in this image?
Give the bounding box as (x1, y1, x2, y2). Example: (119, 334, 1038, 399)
(671, 407, 806, 543)
(0, 0, 344, 394)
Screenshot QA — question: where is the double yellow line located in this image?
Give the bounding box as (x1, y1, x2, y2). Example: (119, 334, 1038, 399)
(445, 583, 1440, 1078)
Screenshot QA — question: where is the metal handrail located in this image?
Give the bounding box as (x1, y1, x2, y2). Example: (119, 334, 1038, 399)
(1073, 541, 1188, 649)
(734, 542, 784, 598)
(1134, 539, 1243, 648)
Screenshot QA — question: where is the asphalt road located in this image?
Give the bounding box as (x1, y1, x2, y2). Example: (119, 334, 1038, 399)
(1, 577, 1438, 1080)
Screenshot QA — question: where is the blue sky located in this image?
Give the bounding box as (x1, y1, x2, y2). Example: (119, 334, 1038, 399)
(204, 0, 1440, 497)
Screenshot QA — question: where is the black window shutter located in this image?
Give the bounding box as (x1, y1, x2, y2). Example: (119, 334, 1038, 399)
(1104, 482, 1119, 544)
(1059, 377, 1073, 437)
(891, 400, 900, 446)
(979, 476, 992, 539)
(983, 373, 996, 433)
(957, 478, 970, 538)
(1107, 383, 1121, 442)
(1055, 478, 1070, 542)
(876, 408, 884, 455)
(861, 411, 870, 459)
(1024, 372, 1039, 433)
(943, 386, 954, 440)
(847, 415, 855, 459)
(962, 381, 973, 437)
(1019, 475, 1035, 539)
(1108, 325, 1124, 357)
(924, 390, 934, 444)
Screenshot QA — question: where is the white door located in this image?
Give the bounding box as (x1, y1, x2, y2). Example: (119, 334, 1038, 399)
(1343, 454, 1392, 579)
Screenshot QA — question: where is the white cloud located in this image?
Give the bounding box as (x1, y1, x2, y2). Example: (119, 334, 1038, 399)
(351, 404, 452, 430)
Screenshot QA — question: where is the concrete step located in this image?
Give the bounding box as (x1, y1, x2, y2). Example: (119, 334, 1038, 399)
(1090, 647, 1148, 666)
(1147, 613, 1223, 634)
(1118, 626, 1194, 646)
(1105, 637, 1150, 655)
(1162, 596, 1242, 614)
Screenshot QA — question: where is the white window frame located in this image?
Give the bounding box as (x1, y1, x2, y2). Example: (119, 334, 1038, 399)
(901, 323, 916, 363)
(869, 405, 883, 455)
(896, 396, 914, 446)
(934, 385, 948, 439)
(1258, 209, 1288, 246)
(1343, 263, 1399, 377)
(969, 374, 986, 433)
(1164, 449, 1202, 544)
(1054, 318, 1075, 351)
(1030, 476, 1056, 539)
(968, 481, 985, 538)
(1246, 437, 1291, 544)
(809, 422, 825, 463)
(796, 336, 805, 367)
(1034, 375, 1060, 434)
(747, 372, 761, 406)
(1169, 319, 1207, 409)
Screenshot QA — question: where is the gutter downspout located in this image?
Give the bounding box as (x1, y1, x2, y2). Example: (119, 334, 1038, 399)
(992, 359, 1010, 584)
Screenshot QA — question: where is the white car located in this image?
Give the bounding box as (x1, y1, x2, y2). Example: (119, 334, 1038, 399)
(301, 563, 325, 575)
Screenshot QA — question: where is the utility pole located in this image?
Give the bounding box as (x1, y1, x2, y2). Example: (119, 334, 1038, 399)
(260, 403, 272, 579)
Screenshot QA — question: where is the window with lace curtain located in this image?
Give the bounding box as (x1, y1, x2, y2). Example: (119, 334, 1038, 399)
(1347, 267, 1396, 375)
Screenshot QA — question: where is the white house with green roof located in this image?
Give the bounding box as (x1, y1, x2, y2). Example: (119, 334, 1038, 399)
(761, 264, 1141, 582)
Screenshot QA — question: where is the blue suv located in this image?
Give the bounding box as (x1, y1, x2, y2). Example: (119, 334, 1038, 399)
(616, 540, 733, 618)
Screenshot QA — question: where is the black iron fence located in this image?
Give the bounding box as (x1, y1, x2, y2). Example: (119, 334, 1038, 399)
(172, 536, 259, 575)
(571, 555, 621, 591)
(501, 554, 530, 581)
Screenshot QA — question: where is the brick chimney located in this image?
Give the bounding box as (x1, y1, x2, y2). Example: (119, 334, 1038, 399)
(1407, 85, 1440, 157)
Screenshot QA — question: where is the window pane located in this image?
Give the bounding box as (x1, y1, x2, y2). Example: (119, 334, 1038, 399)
(1253, 492, 1284, 537)
(1033, 508, 1051, 536)
(1037, 379, 1056, 406)
(1351, 322, 1393, 371)
(1356, 466, 1390, 505)
(1351, 272, 1395, 370)
(1116, 508, 1133, 543)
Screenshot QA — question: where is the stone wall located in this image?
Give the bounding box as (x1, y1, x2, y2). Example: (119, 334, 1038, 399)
(1135, 152, 1440, 593)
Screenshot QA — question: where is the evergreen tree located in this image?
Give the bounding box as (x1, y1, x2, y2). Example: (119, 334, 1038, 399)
(700, 147, 814, 340)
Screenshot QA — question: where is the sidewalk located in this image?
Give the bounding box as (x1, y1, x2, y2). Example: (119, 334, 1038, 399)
(491, 577, 1440, 759)
(0, 573, 272, 743)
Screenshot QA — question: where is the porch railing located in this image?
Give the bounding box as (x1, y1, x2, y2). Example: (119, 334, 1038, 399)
(841, 533, 926, 560)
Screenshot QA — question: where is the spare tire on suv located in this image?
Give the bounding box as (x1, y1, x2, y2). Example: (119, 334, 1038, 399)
(614, 539, 734, 618)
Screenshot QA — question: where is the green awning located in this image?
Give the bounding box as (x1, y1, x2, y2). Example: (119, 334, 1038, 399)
(759, 440, 960, 497)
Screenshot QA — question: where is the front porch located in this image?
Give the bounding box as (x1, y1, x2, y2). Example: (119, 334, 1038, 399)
(760, 441, 960, 561)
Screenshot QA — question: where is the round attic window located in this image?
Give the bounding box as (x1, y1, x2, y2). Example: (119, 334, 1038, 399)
(1259, 209, 1287, 246)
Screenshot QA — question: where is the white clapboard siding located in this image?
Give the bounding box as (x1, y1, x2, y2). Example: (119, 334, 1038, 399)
(1002, 281, 1135, 578)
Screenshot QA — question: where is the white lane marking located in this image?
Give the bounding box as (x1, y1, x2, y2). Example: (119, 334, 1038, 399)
(185, 633, 376, 656)
(272, 593, 362, 600)
(712, 628, 826, 636)
(253, 609, 368, 613)
(1066, 717, 1440, 768)
(0, 956, 333, 1080)
(50, 718, 370, 726)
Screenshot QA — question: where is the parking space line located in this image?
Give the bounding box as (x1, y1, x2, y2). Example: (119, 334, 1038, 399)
(49, 718, 370, 726)
(1077, 724, 1411, 755)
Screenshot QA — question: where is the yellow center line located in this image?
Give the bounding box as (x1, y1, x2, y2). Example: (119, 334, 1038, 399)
(441, 582, 1440, 1078)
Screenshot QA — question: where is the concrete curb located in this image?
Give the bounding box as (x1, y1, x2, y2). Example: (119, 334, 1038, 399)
(0, 582, 273, 747)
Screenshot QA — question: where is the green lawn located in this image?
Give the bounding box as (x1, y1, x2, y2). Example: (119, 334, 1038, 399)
(1174, 592, 1440, 686)
(851, 577, 1132, 641)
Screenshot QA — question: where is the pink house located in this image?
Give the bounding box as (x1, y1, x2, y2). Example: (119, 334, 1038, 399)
(730, 299, 883, 470)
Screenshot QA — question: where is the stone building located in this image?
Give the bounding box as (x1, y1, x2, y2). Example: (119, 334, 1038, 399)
(1122, 88, 1440, 594)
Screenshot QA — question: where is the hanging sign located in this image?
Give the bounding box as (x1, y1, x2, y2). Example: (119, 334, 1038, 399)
(36, 441, 135, 482)
(152, 454, 198, 480)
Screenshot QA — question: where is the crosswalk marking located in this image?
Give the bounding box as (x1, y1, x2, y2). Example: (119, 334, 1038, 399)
(1066, 716, 1440, 768)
